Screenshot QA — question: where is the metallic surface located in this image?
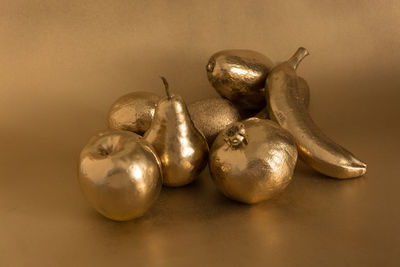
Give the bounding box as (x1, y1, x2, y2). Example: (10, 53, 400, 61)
(78, 130, 162, 221)
(267, 48, 367, 179)
(209, 118, 298, 204)
(188, 97, 241, 145)
(108, 91, 160, 135)
(255, 76, 310, 119)
(1, 1, 399, 266)
(206, 49, 274, 110)
(144, 94, 209, 187)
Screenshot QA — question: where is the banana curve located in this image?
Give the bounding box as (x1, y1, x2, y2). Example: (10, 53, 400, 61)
(266, 47, 367, 179)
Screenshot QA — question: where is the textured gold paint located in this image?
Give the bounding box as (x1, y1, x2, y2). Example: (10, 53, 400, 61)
(1, 0, 400, 266)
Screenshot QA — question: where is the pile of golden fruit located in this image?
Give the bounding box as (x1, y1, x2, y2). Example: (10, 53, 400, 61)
(78, 47, 367, 221)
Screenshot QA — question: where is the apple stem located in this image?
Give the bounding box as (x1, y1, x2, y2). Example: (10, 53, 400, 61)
(160, 76, 171, 99)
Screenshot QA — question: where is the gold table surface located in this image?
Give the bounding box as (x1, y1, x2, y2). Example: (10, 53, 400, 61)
(1, 1, 399, 266)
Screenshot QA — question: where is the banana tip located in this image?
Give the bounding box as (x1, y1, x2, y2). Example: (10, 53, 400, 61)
(353, 160, 367, 177)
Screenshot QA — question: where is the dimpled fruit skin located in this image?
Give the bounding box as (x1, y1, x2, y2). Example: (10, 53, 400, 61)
(108, 91, 160, 135)
(188, 97, 241, 145)
(206, 49, 274, 111)
(209, 118, 298, 204)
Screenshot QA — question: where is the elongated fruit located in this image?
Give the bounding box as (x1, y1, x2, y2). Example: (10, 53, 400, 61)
(206, 49, 274, 111)
(266, 47, 367, 178)
(255, 76, 310, 119)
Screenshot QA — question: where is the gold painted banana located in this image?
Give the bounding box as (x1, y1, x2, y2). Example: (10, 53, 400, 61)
(255, 76, 310, 119)
(266, 47, 367, 179)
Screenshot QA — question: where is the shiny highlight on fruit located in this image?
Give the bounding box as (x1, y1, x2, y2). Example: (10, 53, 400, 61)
(266, 47, 367, 178)
(209, 118, 298, 204)
(144, 77, 209, 187)
(206, 49, 274, 111)
(255, 76, 310, 119)
(108, 91, 160, 135)
(78, 130, 162, 221)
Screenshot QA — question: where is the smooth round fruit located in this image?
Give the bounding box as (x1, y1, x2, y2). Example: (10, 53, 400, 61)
(188, 97, 241, 145)
(209, 118, 298, 204)
(108, 91, 160, 135)
(78, 130, 162, 221)
(206, 49, 274, 111)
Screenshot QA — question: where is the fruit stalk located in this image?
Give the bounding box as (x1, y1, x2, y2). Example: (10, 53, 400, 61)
(287, 47, 309, 70)
(161, 76, 171, 100)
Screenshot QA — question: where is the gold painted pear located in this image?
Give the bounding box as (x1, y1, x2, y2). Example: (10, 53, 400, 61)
(266, 47, 367, 178)
(144, 77, 209, 187)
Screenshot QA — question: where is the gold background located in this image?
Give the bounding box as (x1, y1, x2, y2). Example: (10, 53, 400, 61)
(1, 0, 399, 266)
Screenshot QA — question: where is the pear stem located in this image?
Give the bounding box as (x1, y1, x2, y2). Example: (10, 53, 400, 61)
(287, 47, 309, 70)
(160, 76, 171, 99)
